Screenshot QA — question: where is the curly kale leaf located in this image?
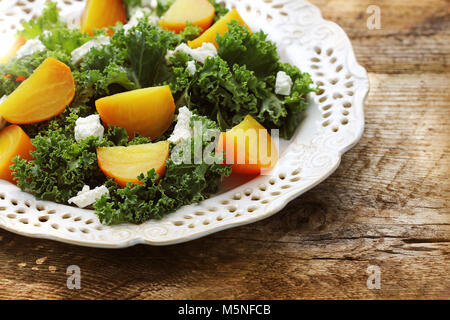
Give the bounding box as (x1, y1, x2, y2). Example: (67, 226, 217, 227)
(163, 51, 192, 102)
(216, 21, 279, 78)
(94, 115, 231, 225)
(275, 63, 318, 138)
(169, 56, 272, 128)
(73, 27, 136, 104)
(21, 106, 91, 139)
(209, 0, 229, 22)
(103, 125, 151, 147)
(124, 23, 180, 88)
(167, 41, 316, 139)
(1, 51, 48, 78)
(18, 2, 66, 39)
(73, 63, 136, 106)
(0, 74, 19, 98)
(39, 28, 93, 59)
(78, 22, 180, 97)
(11, 132, 104, 203)
(179, 22, 202, 41)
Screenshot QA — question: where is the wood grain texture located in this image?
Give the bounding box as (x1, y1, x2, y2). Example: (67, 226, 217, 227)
(0, 0, 449, 300)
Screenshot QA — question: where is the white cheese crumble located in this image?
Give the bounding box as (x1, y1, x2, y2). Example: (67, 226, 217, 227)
(0, 95, 7, 130)
(123, 9, 145, 33)
(68, 185, 109, 208)
(15, 39, 45, 59)
(74, 114, 105, 142)
(142, 0, 158, 9)
(168, 106, 193, 144)
(148, 14, 160, 25)
(186, 60, 196, 76)
(71, 36, 111, 65)
(164, 50, 175, 63)
(123, 8, 159, 33)
(166, 42, 217, 65)
(275, 71, 293, 96)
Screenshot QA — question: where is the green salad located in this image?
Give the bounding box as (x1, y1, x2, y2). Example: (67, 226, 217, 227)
(0, 1, 316, 225)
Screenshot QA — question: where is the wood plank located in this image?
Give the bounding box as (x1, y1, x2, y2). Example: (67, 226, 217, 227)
(309, 0, 450, 73)
(0, 72, 448, 299)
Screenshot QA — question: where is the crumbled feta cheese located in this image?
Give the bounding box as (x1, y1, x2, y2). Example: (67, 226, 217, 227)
(148, 14, 160, 25)
(168, 106, 193, 144)
(124, 5, 159, 33)
(165, 49, 175, 63)
(188, 43, 218, 64)
(74, 114, 105, 142)
(0, 95, 7, 130)
(123, 8, 160, 33)
(142, 0, 158, 9)
(171, 43, 192, 59)
(166, 42, 217, 64)
(128, 6, 141, 17)
(123, 10, 144, 33)
(68, 185, 109, 208)
(71, 36, 111, 65)
(275, 71, 293, 96)
(15, 39, 45, 59)
(186, 60, 196, 76)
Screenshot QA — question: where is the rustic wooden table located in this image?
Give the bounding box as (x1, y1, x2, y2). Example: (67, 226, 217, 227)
(0, 0, 448, 300)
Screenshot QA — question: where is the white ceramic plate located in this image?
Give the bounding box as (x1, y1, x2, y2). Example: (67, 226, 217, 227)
(0, 0, 368, 248)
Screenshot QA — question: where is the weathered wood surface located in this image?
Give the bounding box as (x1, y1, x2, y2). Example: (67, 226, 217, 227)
(0, 0, 449, 299)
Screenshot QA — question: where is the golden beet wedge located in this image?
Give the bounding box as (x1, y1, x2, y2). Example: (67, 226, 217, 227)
(0, 57, 75, 124)
(188, 9, 250, 48)
(81, 0, 127, 36)
(95, 86, 176, 141)
(217, 115, 278, 175)
(159, 0, 215, 33)
(0, 125, 35, 183)
(97, 141, 170, 187)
